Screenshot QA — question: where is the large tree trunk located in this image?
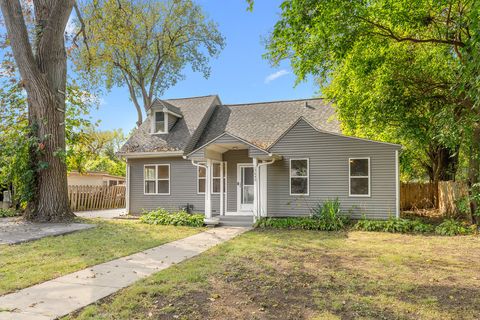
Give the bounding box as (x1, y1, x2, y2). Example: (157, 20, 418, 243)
(1, 0, 75, 221)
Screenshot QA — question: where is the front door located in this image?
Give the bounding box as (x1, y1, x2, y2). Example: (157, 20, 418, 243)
(237, 164, 254, 213)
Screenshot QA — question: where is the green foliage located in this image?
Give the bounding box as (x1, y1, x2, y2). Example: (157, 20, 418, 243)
(265, 0, 480, 182)
(74, 0, 225, 123)
(310, 198, 348, 231)
(435, 219, 476, 236)
(354, 217, 435, 234)
(0, 208, 20, 218)
(140, 209, 204, 227)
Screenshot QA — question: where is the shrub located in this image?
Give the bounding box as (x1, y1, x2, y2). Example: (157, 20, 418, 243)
(0, 208, 20, 218)
(255, 216, 347, 231)
(140, 209, 204, 227)
(434, 219, 476, 236)
(310, 198, 349, 231)
(354, 217, 434, 234)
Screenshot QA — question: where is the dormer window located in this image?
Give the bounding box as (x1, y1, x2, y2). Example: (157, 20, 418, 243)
(154, 111, 167, 134)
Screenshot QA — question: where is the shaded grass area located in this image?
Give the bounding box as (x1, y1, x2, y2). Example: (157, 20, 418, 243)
(0, 219, 204, 295)
(68, 230, 480, 320)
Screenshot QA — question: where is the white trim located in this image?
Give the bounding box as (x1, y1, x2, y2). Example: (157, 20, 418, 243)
(395, 150, 400, 218)
(122, 151, 183, 159)
(151, 111, 168, 134)
(205, 159, 212, 218)
(126, 161, 130, 213)
(289, 158, 309, 196)
(348, 157, 371, 197)
(186, 132, 270, 158)
(211, 161, 227, 194)
(268, 117, 402, 150)
(196, 161, 206, 195)
(237, 163, 254, 214)
(143, 164, 170, 195)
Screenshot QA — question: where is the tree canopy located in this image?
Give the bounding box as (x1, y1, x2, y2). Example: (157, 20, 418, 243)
(73, 0, 225, 126)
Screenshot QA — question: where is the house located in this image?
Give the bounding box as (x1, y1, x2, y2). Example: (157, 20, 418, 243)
(67, 171, 125, 187)
(119, 95, 401, 224)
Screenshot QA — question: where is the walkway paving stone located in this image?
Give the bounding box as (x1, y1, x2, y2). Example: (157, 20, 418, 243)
(0, 227, 249, 320)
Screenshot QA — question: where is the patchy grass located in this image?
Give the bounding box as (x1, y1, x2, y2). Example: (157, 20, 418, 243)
(0, 219, 204, 295)
(67, 230, 480, 320)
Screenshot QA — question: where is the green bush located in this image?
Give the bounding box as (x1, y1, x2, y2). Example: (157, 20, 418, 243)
(0, 208, 20, 218)
(140, 209, 204, 227)
(255, 216, 346, 231)
(309, 198, 349, 231)
(434, 219, 475, 236)
(353, 217, 435, 234)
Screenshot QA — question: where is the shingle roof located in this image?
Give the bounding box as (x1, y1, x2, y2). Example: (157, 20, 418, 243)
(195, 98, 340, 150)
(119, 95, 218, 153)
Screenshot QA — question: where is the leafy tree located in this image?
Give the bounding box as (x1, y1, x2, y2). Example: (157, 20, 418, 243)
(265, 0, 480, 220)
(0, 0, 79, 221)
(67, 128, 127, 177)
(0, 80, 96, 207)
(73, 0, 225, 126)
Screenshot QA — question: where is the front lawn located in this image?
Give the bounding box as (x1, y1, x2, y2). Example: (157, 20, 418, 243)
(0, 219, 204, 295)
(68, 230, 480, 320)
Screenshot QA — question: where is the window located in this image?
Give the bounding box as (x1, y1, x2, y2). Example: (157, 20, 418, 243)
(154, 111, 166, 133)
(197, 162, 226, 194)
(144, 164, 170, 194)
(197, 163, 206, 194)
(212, 162, 226, 194)
(290, 159, 309, 195)
(349, 158, 370, 196)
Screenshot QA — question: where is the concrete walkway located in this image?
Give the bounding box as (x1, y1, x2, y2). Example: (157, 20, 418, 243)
(0, 227, 249, 320)
(74, 208, 126, 220)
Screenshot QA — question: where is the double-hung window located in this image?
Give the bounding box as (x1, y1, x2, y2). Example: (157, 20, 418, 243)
(290, 159, 309, 195)
(349, 158, 370, 196)
(197, 162, 226, 194)
(154, 111, 166, 133)
(144, 164, 170, 194)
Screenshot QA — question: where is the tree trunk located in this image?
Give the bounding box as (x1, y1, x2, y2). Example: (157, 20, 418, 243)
(1, 0, 75, 222)
(426, 144, 459, 183)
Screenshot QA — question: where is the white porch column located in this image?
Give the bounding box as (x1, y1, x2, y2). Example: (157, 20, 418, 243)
(205, 159, 212, 219)
(253, 158, 259, 220)
(220, 161, 224, 215)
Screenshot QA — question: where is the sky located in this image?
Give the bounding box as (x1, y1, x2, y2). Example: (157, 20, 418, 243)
(87, 1, 320, 133)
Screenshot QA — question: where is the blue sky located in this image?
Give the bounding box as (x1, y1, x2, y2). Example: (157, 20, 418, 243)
(89, 1, 319, 133)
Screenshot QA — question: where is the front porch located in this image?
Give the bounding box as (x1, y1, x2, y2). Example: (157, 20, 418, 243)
(186, 133, 281, 225)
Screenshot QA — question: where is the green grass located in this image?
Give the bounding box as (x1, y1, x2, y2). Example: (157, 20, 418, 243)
(66, 230, 480, 320)
(0, 219, 204, 295)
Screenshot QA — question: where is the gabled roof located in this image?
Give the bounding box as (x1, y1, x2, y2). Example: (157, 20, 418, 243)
(148, 98, 183, 117)
(119, 95, 219, 154)
(194, 98, 340, 150)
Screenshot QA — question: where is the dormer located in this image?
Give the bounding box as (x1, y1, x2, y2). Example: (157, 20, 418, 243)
(148, 99, 183, 135)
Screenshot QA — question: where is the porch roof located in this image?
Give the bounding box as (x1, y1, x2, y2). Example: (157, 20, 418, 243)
(185, 132, 281, 161)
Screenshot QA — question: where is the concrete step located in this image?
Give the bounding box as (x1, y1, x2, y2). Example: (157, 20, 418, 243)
(217, 215, 254, 227)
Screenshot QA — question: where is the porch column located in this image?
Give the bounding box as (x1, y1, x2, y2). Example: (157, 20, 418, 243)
(253, 158, 258, 220)
(220, 161, 224, 215)
(205, 159, 212, 219)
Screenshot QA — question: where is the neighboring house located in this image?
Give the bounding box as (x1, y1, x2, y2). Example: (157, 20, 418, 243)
(119, 95, 401, 224)
(68, 171, 125, 187)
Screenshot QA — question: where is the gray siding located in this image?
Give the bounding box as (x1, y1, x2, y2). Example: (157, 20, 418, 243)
(268, 119, 399, 219)
(128, 151, 251, 215)
(168, 114, 178, 131)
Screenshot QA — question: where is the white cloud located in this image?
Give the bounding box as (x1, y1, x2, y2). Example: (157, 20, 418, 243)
(264, 69, 289, 84)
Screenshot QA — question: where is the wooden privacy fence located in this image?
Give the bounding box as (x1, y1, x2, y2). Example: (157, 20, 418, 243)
(401, 181, 469, 216)
(68, 185, 126, 211)
(400, 182, 438, 211)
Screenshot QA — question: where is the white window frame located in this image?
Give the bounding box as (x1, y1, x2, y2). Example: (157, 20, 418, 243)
(211, 161, 227, 194)
(348, 157, 371, 197)
(143, 164, 170, 195)
(197, 162, 206, 194)
(151, 111, 168, 134)
(289, 158, 309, 196)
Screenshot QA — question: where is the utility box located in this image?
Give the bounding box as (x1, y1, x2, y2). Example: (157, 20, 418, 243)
(2, 191, 12, 209)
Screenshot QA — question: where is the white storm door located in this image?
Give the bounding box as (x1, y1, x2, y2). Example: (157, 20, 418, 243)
(237, 164, 254, 212)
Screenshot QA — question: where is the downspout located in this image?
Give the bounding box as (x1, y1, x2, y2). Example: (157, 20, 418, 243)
(255, 159, 276, 222)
